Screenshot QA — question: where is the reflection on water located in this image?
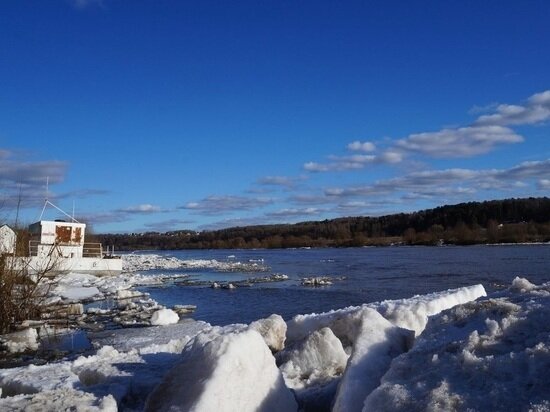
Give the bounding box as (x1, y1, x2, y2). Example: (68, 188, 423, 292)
(138, 245, 550, 326)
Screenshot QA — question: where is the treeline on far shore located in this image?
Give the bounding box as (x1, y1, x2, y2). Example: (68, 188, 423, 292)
(96, 197, 550, 250)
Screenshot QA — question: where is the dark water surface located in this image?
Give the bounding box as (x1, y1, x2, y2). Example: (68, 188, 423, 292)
(138, 245, 550, 326)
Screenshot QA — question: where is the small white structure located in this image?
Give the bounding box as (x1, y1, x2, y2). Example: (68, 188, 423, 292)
(0, 224, 16, 255)
(25, 219, 122, 277)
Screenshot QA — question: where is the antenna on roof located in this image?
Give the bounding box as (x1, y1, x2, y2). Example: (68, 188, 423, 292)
(38, 176, 81, 223)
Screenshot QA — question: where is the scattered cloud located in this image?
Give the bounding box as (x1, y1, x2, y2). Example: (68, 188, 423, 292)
(304, 150, 401, 172)
(288, 194, 330, 205)
(537, 179, 550, 190)
(347, 141, 376, 152)
(256, 175, 307, 188)
(325, 159, 550, 200)
(303, 90, 550, 173)
(0, 149, 68, 209)
(475, 90, 550, 126)
(115, 204, 164, 214)
(180, 195, 274, 215)
(395, 125, 523, 157)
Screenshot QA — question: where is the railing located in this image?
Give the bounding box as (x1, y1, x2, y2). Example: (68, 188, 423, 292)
(83, 243, 103, 258)
(28, 241, 104, 258)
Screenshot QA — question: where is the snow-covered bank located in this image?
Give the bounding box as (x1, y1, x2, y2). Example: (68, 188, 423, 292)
(364, 277, 550, 411)
(1, 274, 548, 411)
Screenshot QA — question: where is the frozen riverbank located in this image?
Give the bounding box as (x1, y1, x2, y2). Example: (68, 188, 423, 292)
(0, 253, 548, 411)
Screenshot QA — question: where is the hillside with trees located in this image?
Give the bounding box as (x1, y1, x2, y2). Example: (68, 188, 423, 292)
(97, 197, 550, 250)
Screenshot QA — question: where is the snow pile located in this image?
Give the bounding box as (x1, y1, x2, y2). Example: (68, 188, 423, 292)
(145, 328, 298, 412)
(375, 284, 487, 335)
(364, 278, 550, 411)
(286, 284, 487, 343)
(282, 284, 486, 409)
(150, 308, 180, 326)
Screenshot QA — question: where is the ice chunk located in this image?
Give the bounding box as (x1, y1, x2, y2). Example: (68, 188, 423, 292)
(279, 327, 348, 389)
(150, 308, 180, 326)
(364, 279, 550, 412)
(374, 283, 487, 336)
(1, 328, 39, 353)
(332, 308, 411, 412)
(249, 314, 287, 352)
(145, 328, 298, 412)
(510, 276, 536, 292)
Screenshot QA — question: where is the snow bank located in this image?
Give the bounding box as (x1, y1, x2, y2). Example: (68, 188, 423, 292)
(364, 278, 550, 411)
(286, 284, 487, 342)
(150, 308, 180, 326)
(145, 328, 298, 412)
(375, 284, 487, 336)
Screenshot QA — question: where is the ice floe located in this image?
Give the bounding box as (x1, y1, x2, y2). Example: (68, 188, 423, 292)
(122, 253, 268, 273)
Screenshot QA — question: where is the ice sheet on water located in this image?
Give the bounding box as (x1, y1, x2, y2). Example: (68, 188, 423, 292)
(122, 253, 269, 273)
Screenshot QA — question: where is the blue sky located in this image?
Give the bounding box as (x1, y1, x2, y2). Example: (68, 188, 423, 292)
(1, 0, 549, 233)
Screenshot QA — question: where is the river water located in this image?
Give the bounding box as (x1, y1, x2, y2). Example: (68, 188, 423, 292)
(137, 245, 550, 326)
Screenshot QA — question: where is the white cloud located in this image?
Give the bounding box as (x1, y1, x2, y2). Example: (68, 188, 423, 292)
(0, 149, 68, 209)
(347, 141, 376, 152)
(537, 179, 550, 190)
(475, 90, 550, 126)
(324, 159, 550, 199)
(304, 152, 401, 172)
(181, 195, 274, 215)
(396, 125, 523, 157)
(256, 175, 306, 188)
(116, 204, 163, 214)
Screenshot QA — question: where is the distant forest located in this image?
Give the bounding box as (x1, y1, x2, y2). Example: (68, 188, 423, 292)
(96, 197, 550, 250)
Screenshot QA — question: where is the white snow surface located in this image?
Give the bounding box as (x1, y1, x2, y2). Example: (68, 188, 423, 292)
(249, 314, 287, 352)
(7, 279, 547, 412)
(332, 307, 412, 412)
(364, 278, 550, 412)
(150, 308, 180, 326)
(286, 284, 487, 343)
(145, 328, 298, 412)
